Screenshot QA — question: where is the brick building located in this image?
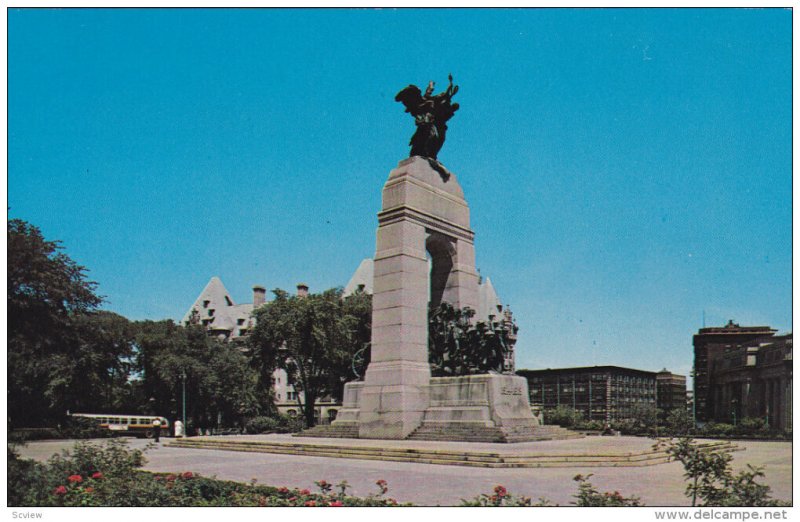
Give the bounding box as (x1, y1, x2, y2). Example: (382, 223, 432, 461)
(693, 320, 791, 430)
(693, 320, 776, 423)
(705, 332, 792, 431)
(656, 368, 688, 413)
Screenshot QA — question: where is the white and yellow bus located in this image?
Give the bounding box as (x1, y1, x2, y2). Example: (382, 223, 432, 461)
(71, 413, 170, 438)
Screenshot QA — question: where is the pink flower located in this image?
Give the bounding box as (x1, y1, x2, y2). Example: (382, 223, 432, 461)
(84, 487, 94, 493)
(166, 474, 177, 482)
(493, 485, 507, 498)
(181, 471, 194, 479)
(299, 489, 311, 495)
(304, 500, 317, 507)
(67, 475, 83, 483)
(53, 485, 67, 495)
(328, 500, 343, 507)
(277, 487, 289, 494)
(91, 472, 103, 480)
(288, 496, 297, 502)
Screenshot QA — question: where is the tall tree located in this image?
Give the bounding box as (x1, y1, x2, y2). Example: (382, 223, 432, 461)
(8, 219, 103, 427)
(248, 287, 371, 427)
(133, 320, 262, 432)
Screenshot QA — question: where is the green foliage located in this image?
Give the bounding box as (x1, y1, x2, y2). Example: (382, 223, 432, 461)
(9, 440, 405, 507)
(573, 420, 605, 431)
(8, 218, 103, 428)
(460, 485, 549, 506)
(244, 416, 280, 434)
(571, 474, 642, 506)
(427, 302, 514, 376)
(47, 439, 147, 478)
(664, 408, 694, 436)
(57, 416, 112, 440)
(461, 478, 639, 507)
(8, 446, 52, 506)
(134, 320, 263, 432)
(543, 405, 584, 428)
(700, 422, 736, 438)
(248, 288, 372, 427)
(656, 437, 788, 506)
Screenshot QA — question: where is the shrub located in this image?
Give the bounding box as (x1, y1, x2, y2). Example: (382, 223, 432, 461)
(244, 416, 280, 434)
(57, 416, 111, 439)
(573, 420, 605, 431)
(8, 446, 51, 506)
(701, 422, 736, 438)
(10, 440, 408, 507)
(735, 417, 769, 437)
(655, 437, 789, 507)
(276, 414, 305, 433)
(572, 474, 641, 506)
(46, 438, 146, 479)
(543, 406, 583, 428)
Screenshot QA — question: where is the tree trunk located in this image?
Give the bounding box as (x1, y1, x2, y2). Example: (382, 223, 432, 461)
(304, 395, 316, 428)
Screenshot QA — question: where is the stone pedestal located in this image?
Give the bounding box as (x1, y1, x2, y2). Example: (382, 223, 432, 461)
(356, 157, 480, 439)
(332, 157, 542, 442)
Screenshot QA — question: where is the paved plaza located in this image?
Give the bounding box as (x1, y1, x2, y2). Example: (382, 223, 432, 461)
(14, 435, 792, 506)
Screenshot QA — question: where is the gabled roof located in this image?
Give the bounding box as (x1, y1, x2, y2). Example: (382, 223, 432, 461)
(182, 277, 252, 334)
(478, 276, 503, 322)
(344, 258, 374, 296)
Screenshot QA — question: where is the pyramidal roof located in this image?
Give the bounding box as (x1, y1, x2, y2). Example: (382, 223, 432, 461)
(344, 258, 374, 296)
(478, 276, 503, 322)
(182, 276, 240, 327)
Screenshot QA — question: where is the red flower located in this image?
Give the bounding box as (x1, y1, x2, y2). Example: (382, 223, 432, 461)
(181, 472, 194, 479)
(376, 479, 387, 486)
(277, 487, 289, 494)
(299, 489, 311, 495)
(67, 475, 83, 483)
(53, 485, 67, 495)
(304, 500, 317, 507)
(493, 485, 507, 498)
(288, 496, 297, 502)
(166, 474, 177, 482)
(84, 487, 94, 493)
(91, 472, 103, 480)
(328, 500, 343, 507)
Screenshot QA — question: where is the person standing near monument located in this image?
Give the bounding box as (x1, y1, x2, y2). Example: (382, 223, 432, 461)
(152, 418, 162, 442)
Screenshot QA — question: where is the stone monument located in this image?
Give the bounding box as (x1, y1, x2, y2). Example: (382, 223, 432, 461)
(326, 78, 561, 442)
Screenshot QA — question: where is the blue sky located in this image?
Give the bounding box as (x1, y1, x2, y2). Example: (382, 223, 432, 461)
(8, 8, 792, 378)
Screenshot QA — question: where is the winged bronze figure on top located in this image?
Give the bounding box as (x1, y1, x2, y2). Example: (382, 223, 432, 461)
(395, 74, 459, 161)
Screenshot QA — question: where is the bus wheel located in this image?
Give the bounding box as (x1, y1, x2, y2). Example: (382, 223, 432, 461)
(144, 430, 154, 439)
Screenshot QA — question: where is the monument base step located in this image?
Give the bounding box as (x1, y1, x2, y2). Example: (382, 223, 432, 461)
(168, 438, 740, 468)
(407, 422, 584, 443)
(295, 423, 359, 439)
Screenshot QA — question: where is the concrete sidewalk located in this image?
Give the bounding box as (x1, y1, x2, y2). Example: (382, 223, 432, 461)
(13, 435, 792, 506)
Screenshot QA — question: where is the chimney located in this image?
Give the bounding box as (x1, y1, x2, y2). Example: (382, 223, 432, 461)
(296, 283, 309, 298)
(253, 285, 266, 307)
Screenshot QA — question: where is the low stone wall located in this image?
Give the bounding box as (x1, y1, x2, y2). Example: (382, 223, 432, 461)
(331, 381, 364, 425)
(332, 374, 539, 433)
(424, 374, 539, 429)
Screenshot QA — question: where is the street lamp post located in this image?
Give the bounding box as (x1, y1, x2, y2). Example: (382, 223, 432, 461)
(181, 371, 187, 434)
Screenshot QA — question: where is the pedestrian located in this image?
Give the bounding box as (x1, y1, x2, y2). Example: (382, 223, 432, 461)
(152, 418, 162, 442)
(174, 419, 184, 438)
